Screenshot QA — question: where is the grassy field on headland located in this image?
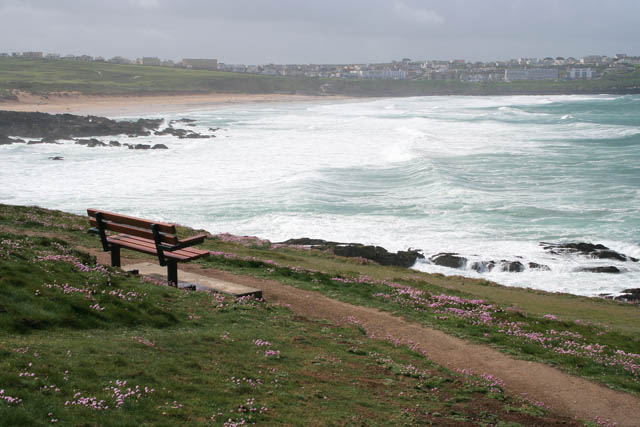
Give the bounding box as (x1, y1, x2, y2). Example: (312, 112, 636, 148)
(1, 57, 640, 99)
(0, 204, 638, 425)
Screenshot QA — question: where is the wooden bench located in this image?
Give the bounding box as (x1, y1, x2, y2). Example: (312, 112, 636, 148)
(88, 209, 209, 286)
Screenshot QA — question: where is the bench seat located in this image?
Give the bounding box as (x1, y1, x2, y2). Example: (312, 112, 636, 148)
(107, 234, 209, 261)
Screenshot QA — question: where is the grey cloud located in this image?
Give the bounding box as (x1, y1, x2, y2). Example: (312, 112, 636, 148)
(0, 0, 638, 63)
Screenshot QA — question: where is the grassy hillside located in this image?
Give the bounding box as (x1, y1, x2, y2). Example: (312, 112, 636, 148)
(1, 57, 640, 98)
(0, 204, 600, 425)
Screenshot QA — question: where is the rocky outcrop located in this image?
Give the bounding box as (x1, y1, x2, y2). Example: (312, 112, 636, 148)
(542, 242, 638, 262)
(430, 253, 467, 269)
(0, 110, 162, 140)
(0, 135, 25, 145)
(75, 138, 106, 147)
(333, 244, 424, 268)
(528, 262, 551, 271)
(575, 266, 621, 274)
(500, 260, 525, 272)
(152, 144, 168, 149)
(615, 288, 640, 302)
(278, 238, 424, 268)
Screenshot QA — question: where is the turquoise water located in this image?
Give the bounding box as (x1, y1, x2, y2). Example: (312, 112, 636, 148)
(2, 95, 639, 295)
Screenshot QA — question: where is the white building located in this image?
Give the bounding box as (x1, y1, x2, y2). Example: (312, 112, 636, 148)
(567, 68, 594, 80)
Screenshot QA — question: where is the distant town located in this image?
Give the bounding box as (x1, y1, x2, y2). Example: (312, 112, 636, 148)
(3, 51, 640, 82)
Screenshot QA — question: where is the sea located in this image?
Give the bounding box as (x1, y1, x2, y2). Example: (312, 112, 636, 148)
(2, 95, 639, 297)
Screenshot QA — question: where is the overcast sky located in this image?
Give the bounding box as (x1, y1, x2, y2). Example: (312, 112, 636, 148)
(1, 0, 638, 64)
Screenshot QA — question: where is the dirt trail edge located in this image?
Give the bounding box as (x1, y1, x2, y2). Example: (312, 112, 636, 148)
(84, 247, 639, 426)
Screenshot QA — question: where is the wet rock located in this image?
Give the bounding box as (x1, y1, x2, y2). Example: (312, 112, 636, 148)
(179, 132, 211, 139)
(109, 140, 121, 147)
(75, 138, 106, 147)
(541, 242, 637, 262)
(278, 238, 423, 267)
(280, 238, 340, 246)
(614, 288, 640, 302)
(575, 266, 621, 274)
(0, 111, 162, 140)
(155, 127, 188, 137)
(48, 156, 64, 161)
(528, 262, 551, 271)
(334, 244, 424, 268)
(429, 253, 467, 269)
(0, 135, 17, 145)
(133, 144, 151, 150)
(170, 118, 196, 125)
(500, 260, 525, 272)
(152, 144, 168, 149)
(209, 127, 220, 132)
(470, 261, 496, 273)
(41, 136, 60, 144)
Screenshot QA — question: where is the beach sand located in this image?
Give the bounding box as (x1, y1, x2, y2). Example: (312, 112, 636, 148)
(0, 92, 347, 116)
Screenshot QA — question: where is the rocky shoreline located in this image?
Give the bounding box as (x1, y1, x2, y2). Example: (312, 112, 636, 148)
(0, 110, 218, 153)
(275, 237, 639, 302)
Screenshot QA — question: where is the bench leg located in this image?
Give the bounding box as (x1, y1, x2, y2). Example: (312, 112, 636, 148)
(167, 261, 178, 287)
(110, 246, 121, 267)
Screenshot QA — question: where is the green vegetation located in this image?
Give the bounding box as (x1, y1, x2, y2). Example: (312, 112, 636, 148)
(1, 57, 639, 98)
(0, 204, 586, 425)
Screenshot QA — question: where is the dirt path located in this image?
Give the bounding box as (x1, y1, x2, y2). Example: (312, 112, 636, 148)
(173, 262, 639, 426)
(8, 227, 636, 426)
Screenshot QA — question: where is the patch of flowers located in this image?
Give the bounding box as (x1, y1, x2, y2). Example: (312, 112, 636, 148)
(230, 376, 263, 388)
(0, 389, 22, 405)
(36, 254, 110, 275)
(65, 393, 109, 410)
(105, 380, 154, 408)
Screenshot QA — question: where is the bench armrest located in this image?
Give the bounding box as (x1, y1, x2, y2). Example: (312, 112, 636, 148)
(161, 234, 207, 251)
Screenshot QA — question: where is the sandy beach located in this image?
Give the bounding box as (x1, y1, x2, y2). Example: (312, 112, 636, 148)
(0, 92, 347, 116)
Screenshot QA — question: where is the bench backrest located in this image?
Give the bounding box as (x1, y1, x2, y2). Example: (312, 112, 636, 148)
(87, 209, 178, 245)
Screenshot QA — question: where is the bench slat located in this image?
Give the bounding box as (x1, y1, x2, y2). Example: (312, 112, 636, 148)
(88, 209, 176, 234)
(108, 234, 208, 261)
(89, 217, 178, 245)
(120, 234, 208, 257)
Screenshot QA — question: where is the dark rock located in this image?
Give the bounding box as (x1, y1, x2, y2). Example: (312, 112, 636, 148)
(615, 288, 640, 302)
(75, 138, 106, 147)
(500, 260, 525, 272)
(470, 261, 496, 273)
(528, 262, 551, 271)
(541, 242, 637, 262)
(48, 156, 64, 161)
(0, 134, 16, 145)
(575, 266, 621, 274)
(429, 253, 467, 269)
(278, 238, 423, 267)
(152, 144, 168, 149)
(134, 144, 151, 150)
(209, 127, 220, 132)
(155, 127, 188, 137)
(109, 140, 121, 147)
(170, 118, 196, 124)
(280, 238, 339, 246)
(41, 136, 60, 144)
(179, 132, 211, 139)
(334, 244, 424, 268)
(0, 111, 162, 140)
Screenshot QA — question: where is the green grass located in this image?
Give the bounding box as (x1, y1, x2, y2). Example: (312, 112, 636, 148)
(1, 57, 639, 98)
(0, 212, 583, 425)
